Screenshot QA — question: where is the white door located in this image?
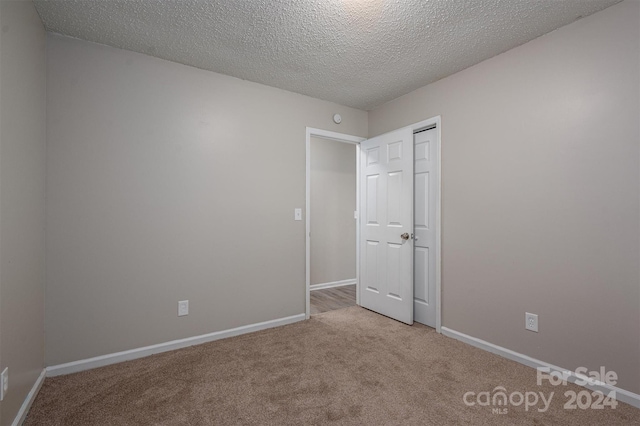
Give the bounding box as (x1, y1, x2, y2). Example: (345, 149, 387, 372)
(413, 127, 438, 327)
(359, 127, 414, 324)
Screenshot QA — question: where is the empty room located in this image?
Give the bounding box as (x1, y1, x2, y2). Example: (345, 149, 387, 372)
(1, 0, 639, 424)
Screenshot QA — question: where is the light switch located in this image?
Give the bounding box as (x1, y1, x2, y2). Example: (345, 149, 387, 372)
(294, 208, 302, 221)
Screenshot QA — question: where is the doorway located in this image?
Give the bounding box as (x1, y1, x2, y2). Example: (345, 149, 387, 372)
(309, 136, 357, 314)
(305, 128, 365, 319)
(305, 117, 441, 332)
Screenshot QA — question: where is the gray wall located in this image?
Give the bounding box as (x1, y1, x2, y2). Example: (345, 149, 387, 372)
(0, 1, 46, 424)
(45, 34, 368, 366)
(369, 0, 640, 394)
(310, 137, 356, 285)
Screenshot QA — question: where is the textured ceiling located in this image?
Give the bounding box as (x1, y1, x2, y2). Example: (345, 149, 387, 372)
(33, 0, 621, 110)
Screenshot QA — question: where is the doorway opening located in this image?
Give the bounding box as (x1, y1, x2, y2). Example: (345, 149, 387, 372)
(305, 117, 441, 331)
(305, 128, 365, 318)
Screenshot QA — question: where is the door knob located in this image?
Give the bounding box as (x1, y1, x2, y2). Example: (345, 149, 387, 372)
(401, 233, 410, 240)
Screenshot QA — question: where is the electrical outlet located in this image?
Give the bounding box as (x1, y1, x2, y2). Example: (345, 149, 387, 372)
(1, 367, 8, 401)
(525, 312, 538, 332)
(178, 300, 189, 317)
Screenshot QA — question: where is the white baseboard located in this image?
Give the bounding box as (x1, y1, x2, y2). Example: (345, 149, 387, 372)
(12, 368, 46, 426)
(46, 313, 306, 377)
(440, 327, 640, 409)
(310, 278, 356, 291)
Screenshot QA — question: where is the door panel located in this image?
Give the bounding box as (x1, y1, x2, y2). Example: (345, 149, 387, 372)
(365, 241, 379, 292)
(360, 127, 414, 324)
(413, 127, 438, 327)
(414, 246, 429, 304)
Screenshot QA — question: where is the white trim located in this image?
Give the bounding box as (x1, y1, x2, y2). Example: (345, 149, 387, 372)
(310, 278, 357, 291)
(355, 144, 361, 308)
(441, 327, 640, 409)
(434, 119, 442, 333)
(305, 127, 365, 320)
(46, 313, 305, 377)
(11, 368, 46, 426)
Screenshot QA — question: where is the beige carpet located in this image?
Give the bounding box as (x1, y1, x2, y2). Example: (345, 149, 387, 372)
(26, 307, 639, 425)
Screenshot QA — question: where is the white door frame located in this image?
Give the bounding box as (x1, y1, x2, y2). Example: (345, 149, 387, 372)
(305, 128, 366, 319)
